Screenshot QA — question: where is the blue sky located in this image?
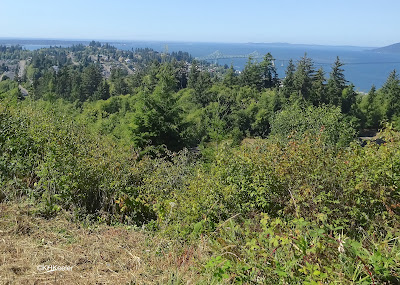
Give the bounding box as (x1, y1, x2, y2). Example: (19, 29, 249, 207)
(1, 0, 398, 47)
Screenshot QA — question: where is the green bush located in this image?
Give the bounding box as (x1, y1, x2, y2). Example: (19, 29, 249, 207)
(0, 102, 39, 199)
(270, 103, 357, 147)
(0, 98, 156, 222)
(157, 127, 399, 240)
(204, 215, 400, 284)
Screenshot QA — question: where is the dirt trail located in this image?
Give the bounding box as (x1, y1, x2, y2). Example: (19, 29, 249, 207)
(18, 60, 26, 78)
(19, 85, 29, 96)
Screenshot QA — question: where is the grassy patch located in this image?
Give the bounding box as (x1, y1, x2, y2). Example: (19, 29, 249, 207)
(0, 201, 210, 284)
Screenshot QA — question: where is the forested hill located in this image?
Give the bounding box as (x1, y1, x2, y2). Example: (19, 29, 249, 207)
(373, 42, 400, 53)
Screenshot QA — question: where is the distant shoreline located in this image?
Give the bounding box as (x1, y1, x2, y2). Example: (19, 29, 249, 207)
(0, 38, 377, 50)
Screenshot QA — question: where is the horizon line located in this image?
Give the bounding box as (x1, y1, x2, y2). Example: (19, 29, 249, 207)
(0, 36, 381, 49)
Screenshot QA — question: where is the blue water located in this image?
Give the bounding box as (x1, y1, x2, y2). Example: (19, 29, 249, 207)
(10, 40, 400, 92)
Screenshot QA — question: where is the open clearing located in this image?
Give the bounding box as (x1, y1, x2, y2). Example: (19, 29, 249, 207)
(0, 201, 208, 284)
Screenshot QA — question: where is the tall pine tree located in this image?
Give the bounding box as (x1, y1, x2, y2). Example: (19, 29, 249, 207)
(381, 70, 400, 120)
(310, 67, 326, 106)
(293, 54, 315, 101)
(326, 57, 347, 106)
(280, 59, 296, 99)
(260, 53, 278, 89)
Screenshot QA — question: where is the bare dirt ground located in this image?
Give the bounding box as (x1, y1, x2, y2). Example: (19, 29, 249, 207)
(18, 85, 29, 97)
(0, 201, 208, 284)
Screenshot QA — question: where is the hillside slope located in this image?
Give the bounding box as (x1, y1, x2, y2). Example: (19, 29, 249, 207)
(373, 42, 400, 53)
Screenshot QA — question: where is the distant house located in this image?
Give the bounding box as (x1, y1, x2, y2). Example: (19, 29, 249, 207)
(52, 66, 59, 73)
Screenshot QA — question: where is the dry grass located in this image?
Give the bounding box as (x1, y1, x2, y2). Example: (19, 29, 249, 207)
(0, 201, 211, 284)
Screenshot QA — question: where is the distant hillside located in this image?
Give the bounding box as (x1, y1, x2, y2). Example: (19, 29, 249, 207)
(373, 42, 400, 53)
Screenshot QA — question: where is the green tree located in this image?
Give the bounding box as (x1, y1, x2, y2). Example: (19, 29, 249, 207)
(204, 101, 228, 146)
(341, 84, 357, 114)
(381, 69, 400, 120)
(222, 64, 238, 87)
(141, 61, 160, 92)
(293, 54, 315, 101)
(361, 85, 381, 129)
(93, 80, 110, 101)
(326, 57, 347, 106)
(260, 53, 278, 89)
(110, 67, 129, 96)
(131, 64, 184, 151)
(187, 60, 200, 89)
(310, 67, 326, 106)
(81, 64, 102, 101)
(280, 59, 296, 99)
(172, 59, 188, 90)
(187, 61, 212, 106)
(55, 67, 72, 100)
(239, 56, 263, 90)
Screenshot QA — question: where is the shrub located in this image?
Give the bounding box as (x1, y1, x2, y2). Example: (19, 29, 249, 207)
(270, 103, 357, 147)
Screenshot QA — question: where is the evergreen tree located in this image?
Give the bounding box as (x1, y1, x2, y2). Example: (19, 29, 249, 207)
(110, 67, 128, 96)
(364, 85, 381, 128)
(326, 57, 347, 106)
(187, 60, 200, 90)
(260, 53, 278, 89)
(142, 61, 160, 92)
(187, 61, 212, 106)
(55, 67, 71, 100)
(239, 56, 263, 90)
(310, 67, 326, 106)
(341, 84, 357, 114)
(172, 59, 188, 90)
(293, 54, 315, 101)
(131, 64, 184, 151)
(381, 69, 400, 120)
(93, 80, 110, 101)
(81, 64, 102, 101)
(223, 64, 238, 87)
(280, 59, 296, 99)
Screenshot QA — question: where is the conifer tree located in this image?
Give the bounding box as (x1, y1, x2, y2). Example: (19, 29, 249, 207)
(131, 64, 184, 151)
(260, 53, 278, 89)
(341, 84, 357, 114)
(326, 56, 347, 106)
(381, 70, 400, 120)
(239, 56, 263, 90)
(364, 85, 381, 128)
(280, 59, 296, 99)
(223, 64, 237, 87)
(293, 54, 315, 101)
(93, 80, 110, 101)
(310, 67, 326, 106)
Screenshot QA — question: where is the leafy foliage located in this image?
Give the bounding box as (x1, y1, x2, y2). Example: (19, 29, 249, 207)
(270, 103, 357, 146)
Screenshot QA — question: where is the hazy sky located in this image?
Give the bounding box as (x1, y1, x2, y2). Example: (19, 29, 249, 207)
(1, 0, 398, 47)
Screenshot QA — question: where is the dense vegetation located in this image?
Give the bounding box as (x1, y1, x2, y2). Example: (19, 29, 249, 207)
(1, 43, 400, 283)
